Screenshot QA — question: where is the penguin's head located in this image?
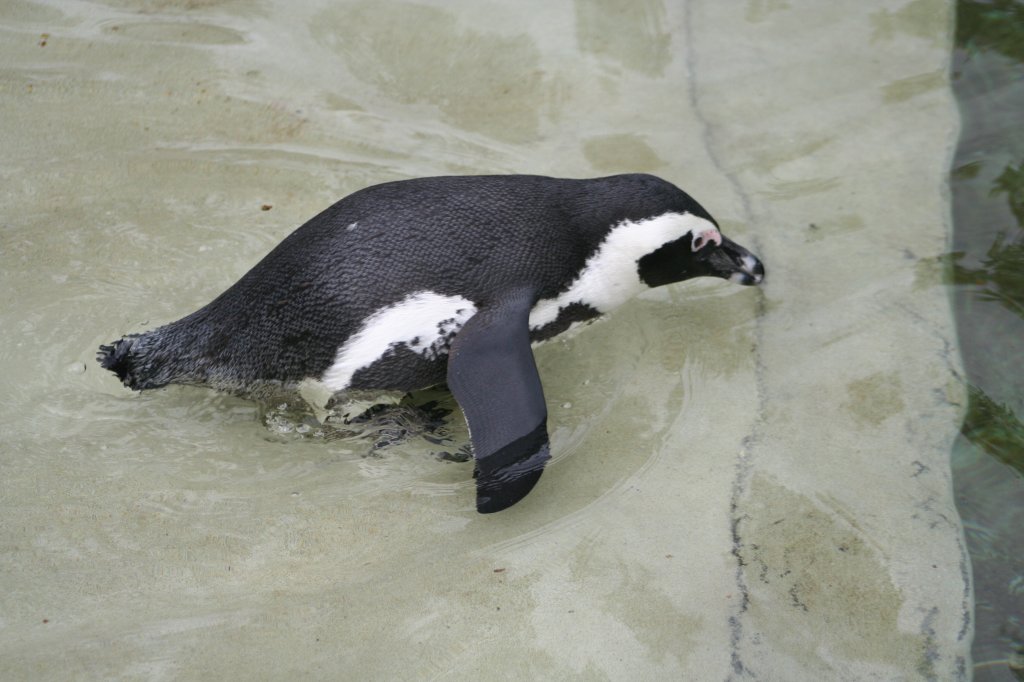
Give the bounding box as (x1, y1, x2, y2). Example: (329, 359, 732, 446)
(636, 214, 765, 288)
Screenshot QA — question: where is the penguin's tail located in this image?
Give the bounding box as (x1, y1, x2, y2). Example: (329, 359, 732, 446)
(96, 335, 168, 391)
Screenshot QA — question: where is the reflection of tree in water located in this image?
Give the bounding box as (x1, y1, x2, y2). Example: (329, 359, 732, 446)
(957, 0, 1024, 62)
(947, 229, 1024, 319)
(952, 3, 1024, 678)
(948, 151, 1024, 320)
(993, 162, 1024, 225)
(962, 385, 1024, 479)
(947, 158, 1024, 475)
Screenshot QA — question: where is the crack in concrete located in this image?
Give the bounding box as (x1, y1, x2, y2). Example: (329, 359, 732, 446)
(680, 3, 770, 679)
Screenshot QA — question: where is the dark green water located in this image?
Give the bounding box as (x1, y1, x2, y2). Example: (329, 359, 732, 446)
(951, 1, 1024, 678)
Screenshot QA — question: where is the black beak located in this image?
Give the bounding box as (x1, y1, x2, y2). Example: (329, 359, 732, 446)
(714, 236, 764, 286)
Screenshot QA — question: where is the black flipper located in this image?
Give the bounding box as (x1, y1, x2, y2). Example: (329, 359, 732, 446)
(446, 288, 550, 513)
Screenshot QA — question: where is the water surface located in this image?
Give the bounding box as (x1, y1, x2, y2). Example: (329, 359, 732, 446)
(0, 0, 970, 678)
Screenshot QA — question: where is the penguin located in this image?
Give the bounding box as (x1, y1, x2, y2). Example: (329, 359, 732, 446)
(98, 174, 764, 513)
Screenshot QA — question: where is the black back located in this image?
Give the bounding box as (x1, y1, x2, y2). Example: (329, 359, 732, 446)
(117, 174, 709, 390)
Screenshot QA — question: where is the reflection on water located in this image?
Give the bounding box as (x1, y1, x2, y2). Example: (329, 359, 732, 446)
(951, 0, 1024, 678)
(949, 233, 1024, 319)
(961, 386, 1024, 478)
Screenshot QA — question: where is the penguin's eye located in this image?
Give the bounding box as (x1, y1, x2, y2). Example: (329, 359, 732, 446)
(691, 226, 722, 253)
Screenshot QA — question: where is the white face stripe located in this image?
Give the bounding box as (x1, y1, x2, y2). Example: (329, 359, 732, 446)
(321, 291, 476, 392)
(528, 211, 715, 330)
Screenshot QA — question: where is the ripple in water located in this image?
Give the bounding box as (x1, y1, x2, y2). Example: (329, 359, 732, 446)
(257, 386, 473, 463)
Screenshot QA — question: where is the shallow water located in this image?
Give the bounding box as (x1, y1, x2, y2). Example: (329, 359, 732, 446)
(1, 0, 971, 679)
(951, 1, 1024, 678)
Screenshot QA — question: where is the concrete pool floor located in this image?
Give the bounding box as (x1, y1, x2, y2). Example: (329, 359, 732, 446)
(0, 0, 970, 678)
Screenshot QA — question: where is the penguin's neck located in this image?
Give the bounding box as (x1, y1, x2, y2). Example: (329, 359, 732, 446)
(528, 211, 700, 330)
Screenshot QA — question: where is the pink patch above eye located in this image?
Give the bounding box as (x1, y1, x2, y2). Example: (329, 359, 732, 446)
(692, 227, 722, 252)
